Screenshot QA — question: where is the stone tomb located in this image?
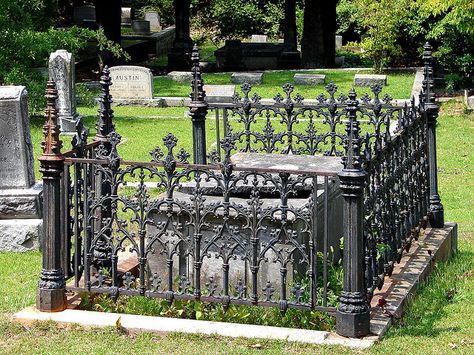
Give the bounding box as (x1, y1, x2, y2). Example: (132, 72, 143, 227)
(109, 66, 154, 100)
(121, 7, 132, 26)
(147, 153, 343, 296)
(251, 35, 268, 43)
(144, 12, 161, 32)
(73, 5, 96, 25)
(0, 86, 42, 251)
(48, 50, 80, 134)
(203, 85, 236, 104)
(294, 74, 326, 85)
(354, 74, 387, 87)
(231, 72, 264, 84)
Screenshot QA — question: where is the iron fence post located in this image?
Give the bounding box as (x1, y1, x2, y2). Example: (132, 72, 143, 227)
(37, 80, 67, 312)
(336, 88, 370, 337)
(422, 42, 444, 228)
(189, 44, 208, 165)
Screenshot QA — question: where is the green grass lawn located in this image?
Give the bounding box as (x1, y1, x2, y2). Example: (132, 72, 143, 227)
(154, 70, 414, 99)
(1, 100, 472, 353)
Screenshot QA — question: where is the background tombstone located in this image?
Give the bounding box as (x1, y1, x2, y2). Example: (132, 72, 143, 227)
(132, 20, 151, 35)
(109, 66, 154, 99)
(73, 5, 96, 25)
(48, 50, 80, 134)
(121, 7, 132, 26)
(335, 35, 343, 50)
(251, 34, 268, 43)
(144, 11, 161, 32)
(0, 86, 42, 252)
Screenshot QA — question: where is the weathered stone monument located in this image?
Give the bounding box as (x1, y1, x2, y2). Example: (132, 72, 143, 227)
(132, 20, 151, 35)
(144, 12, 161, 32)
(231, 72, 264, 84)
(48, 50, 80, 134)
(294, 74, 326, 85)
(354, 74, 387, 87)
(0, 86, 42, 251)
(167, 71, 193, 83)
(109, 66, 154, 99)
(335, 35, 343, 50)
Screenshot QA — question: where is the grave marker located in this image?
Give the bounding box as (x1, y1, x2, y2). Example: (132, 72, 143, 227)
(144, 12, 161, 32)
(203, 85, 236, 104)
(231, 72, 263, 84)
(73, 5, 96, 25)
(167, 71, 193, 83)
(0, 86, 42, 251)
(109, 66, 154, 99)
(48, 49, 80, 134)
(251, 35, 268, 43)
(354, 74, 387, 87)
(121, 7, 132, 26)
(335, 35, 343, 50)
(294, 74, 326, 85)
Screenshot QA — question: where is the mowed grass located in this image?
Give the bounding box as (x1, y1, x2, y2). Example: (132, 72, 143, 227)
(154, 70, 414, 99)
(1, 100, 473, 353)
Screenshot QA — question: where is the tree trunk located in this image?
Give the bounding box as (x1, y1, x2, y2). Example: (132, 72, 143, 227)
(94, 0, 122, 66)
(301, 0, 336, 68)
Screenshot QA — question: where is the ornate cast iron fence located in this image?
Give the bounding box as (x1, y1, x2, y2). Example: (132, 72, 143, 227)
(37, 43, 444, 338)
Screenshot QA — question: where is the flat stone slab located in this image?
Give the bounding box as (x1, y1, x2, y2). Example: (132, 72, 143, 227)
(166, 71, 193, 83)
(230, 153, 342, 176)
(354, 74, 387, 87)
(294, 74, 326, 85)
(251, 35, 267, 43)
(203, 85, 236, 104)
(231, 72, 263, 84)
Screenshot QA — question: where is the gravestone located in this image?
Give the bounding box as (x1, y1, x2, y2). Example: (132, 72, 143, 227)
(294, 74, 326, 85)
(109, 66, 154, 99)
(231, 72, 264, 84)
(354, 74, 387, 87)
(132, 20, 151, 35)
(335, 56, 345, 67)
(167, 71, 193, 83)
(73, 5, 96, 25)
(48, 50, 80, 134)
(144, 11, 161, 32)
(121, 7, 132, 26)
(203, 85, 236, 104)
(251, 35, 268, 43)
(335, 35, 343, 50)
(0, 86, 42, 251)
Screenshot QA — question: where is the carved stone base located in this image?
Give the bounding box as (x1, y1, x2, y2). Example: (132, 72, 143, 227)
(336, 308, 370, 338)
(36, 288, 66, 312)
(59, 113, 80, 135)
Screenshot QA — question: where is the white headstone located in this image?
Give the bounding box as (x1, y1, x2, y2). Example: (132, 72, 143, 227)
(49, 49, 80, 133)
(144, 12, 161, 32)
(203, 85, 236, 104)
(354, 74, 387, 87)
(251, 35, 268, 43)
(335, 35, 343, 50)
(121, 7, 132, 25)
(109, 66, 154, 99)
(0, 86, 42, 251)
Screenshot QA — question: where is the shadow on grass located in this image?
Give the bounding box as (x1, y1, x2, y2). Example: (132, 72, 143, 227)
(386, 247, 474, 338)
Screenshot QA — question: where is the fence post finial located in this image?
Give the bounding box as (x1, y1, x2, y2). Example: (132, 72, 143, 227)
(189, 44, 208, 164)
(422, 41, 444, 227)
(37, 80, 66, 312)
(336, 87, 370, 337)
